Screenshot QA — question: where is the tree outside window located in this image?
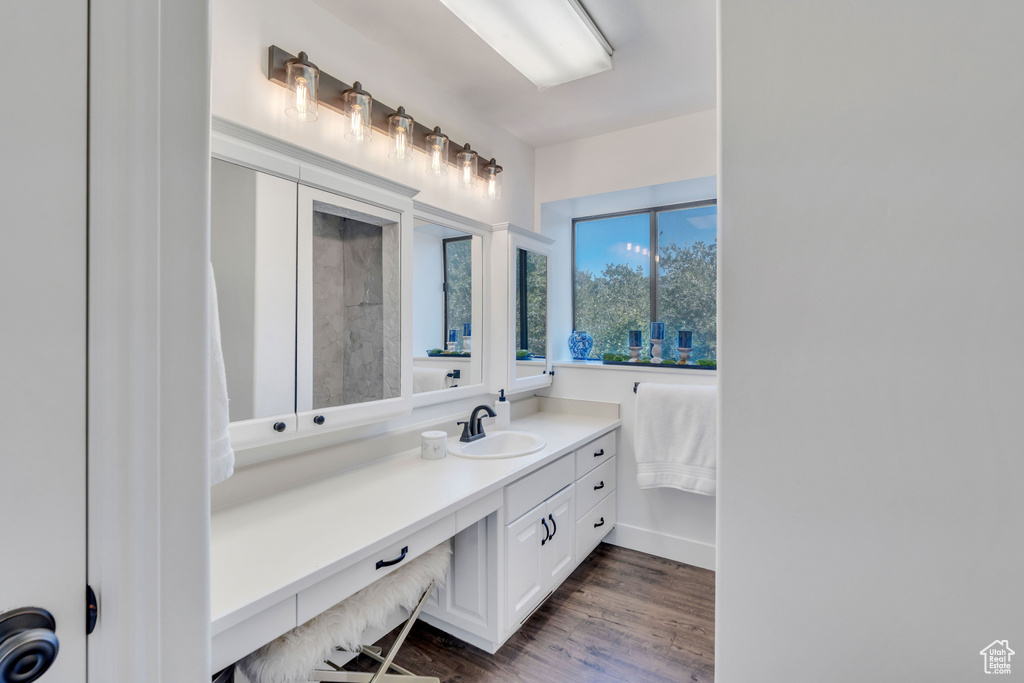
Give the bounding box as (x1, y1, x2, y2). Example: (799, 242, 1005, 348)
(573, 201, 717, 362)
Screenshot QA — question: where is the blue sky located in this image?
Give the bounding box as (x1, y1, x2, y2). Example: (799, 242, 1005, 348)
(575, 205, 717, 276)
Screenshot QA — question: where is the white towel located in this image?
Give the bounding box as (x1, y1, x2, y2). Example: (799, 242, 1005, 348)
(209, 262, 235, 486)
(634, 383, 717, 495)
(413, 367, 450, 393)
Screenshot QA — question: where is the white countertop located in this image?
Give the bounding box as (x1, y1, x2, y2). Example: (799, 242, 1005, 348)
(210, 410, 620, 633)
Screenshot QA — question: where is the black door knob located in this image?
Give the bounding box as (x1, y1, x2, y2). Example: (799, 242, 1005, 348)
(0, 607, 59, 683)
(313, 415, 325, 425)
(273, 421, 286, 432)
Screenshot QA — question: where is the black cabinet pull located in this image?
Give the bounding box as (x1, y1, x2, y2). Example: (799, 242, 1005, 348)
(540, 518, 550, 544)
(376, 546, 409, 570)
(273, 421, 286, 433)
(594, 481, 605, 490)
(548, 513, 557, 539)
(594, 449, 605, 458)
(313, 415, 325, 425)
(594, 517, 606, 528)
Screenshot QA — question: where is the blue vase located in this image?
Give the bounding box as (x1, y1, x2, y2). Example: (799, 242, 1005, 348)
(568, 330, 594, 360)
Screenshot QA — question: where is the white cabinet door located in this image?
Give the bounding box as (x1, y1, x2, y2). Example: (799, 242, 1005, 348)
(505, 501, 546, 628)
(542, 485, 576, 586)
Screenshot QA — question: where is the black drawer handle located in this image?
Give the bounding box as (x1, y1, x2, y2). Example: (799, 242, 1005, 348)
(594, 517, 605, 528)
(273, 421, 286, 433)
(594, 449, 605, 458)
(376, 546, 409, 570)
(313, 415, 325, 425)
(540, 518, 550, 544)
(594, 481, 605, 490)
(548, 513, 557, 539)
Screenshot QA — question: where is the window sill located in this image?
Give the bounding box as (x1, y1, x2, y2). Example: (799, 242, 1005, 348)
(552, 359, 717, 373)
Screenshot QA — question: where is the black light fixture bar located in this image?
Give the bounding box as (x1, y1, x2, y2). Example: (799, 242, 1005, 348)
(268, 45, 494, 180)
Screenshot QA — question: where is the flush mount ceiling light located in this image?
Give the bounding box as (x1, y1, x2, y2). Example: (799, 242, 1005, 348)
(437, 0, 613, 89)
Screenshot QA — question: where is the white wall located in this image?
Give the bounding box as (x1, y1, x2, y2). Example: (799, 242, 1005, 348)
(413, 230, 444, 354)
(212, 0, 535, 228)
(718, 2, 1024, 681)
(534, 109, 717, 227)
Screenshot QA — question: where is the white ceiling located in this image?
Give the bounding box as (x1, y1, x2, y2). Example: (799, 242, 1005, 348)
(310, 0, 716, 148)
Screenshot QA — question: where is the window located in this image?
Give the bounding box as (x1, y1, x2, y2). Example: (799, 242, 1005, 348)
(442, 236, 472, 346)
(573, 200, 717, 362)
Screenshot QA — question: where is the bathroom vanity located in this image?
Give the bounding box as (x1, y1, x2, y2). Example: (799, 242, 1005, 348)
(208, 120, 613, 673)
(210, 402, 620, 670)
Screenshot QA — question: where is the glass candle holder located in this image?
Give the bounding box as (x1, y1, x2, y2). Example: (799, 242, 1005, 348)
(678, 330, 692, 348)
(628, 330, 643, 348)
(650, 321, 665, 341)
(462, 323, 472, 353)
(447, 328, 458, 352)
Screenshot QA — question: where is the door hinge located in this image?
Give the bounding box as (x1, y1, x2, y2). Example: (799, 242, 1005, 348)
(86, 585, 98, 635)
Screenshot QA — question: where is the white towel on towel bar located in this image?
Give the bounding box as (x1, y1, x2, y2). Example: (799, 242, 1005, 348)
(634, 383, 717, 495)
(209, 262, 235, 486)
(413, 366, 450, 393)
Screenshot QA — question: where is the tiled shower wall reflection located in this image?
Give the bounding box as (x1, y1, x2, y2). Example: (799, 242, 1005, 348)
(312, 212, 401, 408)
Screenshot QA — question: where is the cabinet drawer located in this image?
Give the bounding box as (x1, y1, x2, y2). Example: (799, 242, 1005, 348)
(211, 596, 296, 672)
(576, 493, 615, 560)
(504, 454, 574, 524)
(576, 456, 615, 520)
(296, 513, 456, 624)
(575, 430, 617, 477)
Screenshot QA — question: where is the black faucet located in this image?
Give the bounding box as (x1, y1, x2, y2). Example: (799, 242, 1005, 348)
(458, 405, 497, 442)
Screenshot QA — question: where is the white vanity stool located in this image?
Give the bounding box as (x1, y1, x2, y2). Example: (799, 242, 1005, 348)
(238, 542, 450, 683)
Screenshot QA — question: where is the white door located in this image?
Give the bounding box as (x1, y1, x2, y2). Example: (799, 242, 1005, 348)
(542, 485, 575, 586)
(505, 502, 546, 629)
(0, 0, 88, 681)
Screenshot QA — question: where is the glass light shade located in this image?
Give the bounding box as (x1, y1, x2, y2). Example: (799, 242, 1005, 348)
(388, 106, 415, 162)
(425, 126, 449, 176)
(285, 52, 319, 122)
(483, 158, 502, 200)
(341, 81, 372, 142)
(456, 144, 479, 190)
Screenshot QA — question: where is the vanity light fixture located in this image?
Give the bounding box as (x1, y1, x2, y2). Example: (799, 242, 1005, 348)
(456, 144, 479, 189)
(267, 47, 504, 187)
(388, 107, 415, 162)
(483, 158, 502, 200)
(341, 81, 372, 142)
(425, 127, 450, 176)
(284, 52, 319, 121)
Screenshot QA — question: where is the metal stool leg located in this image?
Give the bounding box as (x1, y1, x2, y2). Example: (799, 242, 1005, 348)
(310, 580, 439, 683)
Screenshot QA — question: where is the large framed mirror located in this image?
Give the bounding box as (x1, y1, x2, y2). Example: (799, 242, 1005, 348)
(211, 158, 298, 443)
(497, 226, 554, 395)
(411, 207, 488, 407)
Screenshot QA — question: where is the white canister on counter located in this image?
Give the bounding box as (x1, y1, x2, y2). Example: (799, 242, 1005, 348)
(421, 430, 447, 460)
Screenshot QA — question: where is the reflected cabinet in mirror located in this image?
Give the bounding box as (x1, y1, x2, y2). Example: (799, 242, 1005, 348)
(514, 248, 548, 379)
(210, 159, 297, 440)
(412, 220, 484, 397)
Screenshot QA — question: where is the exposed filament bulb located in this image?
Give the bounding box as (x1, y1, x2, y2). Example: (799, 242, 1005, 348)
(487, 176, 497, 200)
(349, 103, 364, 140)
(431, 145, 443, 174)
(294, 76, 309, 117)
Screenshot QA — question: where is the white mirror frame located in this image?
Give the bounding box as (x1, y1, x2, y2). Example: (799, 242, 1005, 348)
(411, 203, 491, 408)
(295, 185, 414, 432)
(489, 223, 556, 396)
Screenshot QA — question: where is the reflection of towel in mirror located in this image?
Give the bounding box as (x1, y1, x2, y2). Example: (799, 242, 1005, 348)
(634, 383, 716, 495)
(413, 367, 450, 393)
(209, 262, 235, 486)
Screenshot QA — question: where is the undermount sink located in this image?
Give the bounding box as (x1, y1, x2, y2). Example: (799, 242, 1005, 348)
(448, 430, 546, 459)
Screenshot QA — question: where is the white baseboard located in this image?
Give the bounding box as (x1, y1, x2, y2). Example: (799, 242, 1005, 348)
(606, 523, 716, 571)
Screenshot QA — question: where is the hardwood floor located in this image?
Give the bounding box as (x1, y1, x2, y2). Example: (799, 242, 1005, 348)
(348, 543, 715, 682)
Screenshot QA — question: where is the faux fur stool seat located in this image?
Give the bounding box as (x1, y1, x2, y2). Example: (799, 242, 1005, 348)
(239, 541, 451, 683)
